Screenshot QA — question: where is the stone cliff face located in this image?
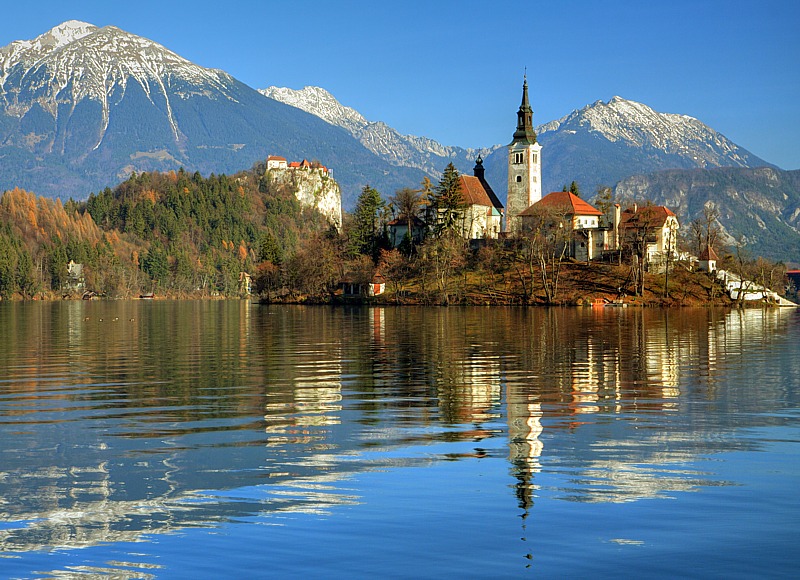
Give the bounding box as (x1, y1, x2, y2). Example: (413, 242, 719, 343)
(266, 166, 342, 229)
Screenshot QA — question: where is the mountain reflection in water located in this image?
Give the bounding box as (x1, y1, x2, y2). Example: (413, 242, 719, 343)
(1, 302, 798, 577)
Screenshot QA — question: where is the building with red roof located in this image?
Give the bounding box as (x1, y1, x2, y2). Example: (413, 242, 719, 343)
(520, 191, 602, 223)
(698, 246, 720, 272)
(455, 173, 503, 239)
(450, 156, 504, 239)
(501, 79, 682, 266)
(411, 156, 504, 242)
(519, 191, 607, 260)
(618, 204, 680, 266)
(266, 155, 287, 170)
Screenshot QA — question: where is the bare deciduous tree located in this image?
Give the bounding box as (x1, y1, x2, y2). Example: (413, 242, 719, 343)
(514, 205, 572, 303)
(417, 231, 467, 305)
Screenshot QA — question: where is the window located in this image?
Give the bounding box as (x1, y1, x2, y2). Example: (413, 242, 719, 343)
(532, 176, 537, 183)
(516, 175, 522, 183)
(513, 152, 524, 164)
(532, 153, 538, 164)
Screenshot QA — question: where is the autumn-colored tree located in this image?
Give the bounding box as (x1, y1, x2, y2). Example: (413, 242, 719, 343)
(285, 233, 341, 298)
(378, 248, 410, 301)
(253, 260, 281, 299)
(417, 230, 467, 304)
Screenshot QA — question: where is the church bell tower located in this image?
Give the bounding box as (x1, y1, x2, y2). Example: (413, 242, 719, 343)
(506, 75, 542, 233)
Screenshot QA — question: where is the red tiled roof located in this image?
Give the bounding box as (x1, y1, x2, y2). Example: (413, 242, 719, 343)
(267, 155, 287, 161)
(288, 161, 301, 168)
(520, 191, 603, 217)
(458, 175, 494, 207)
(475, 174, 503, 210)
(699, 247, 719, 261)
(620, 205, 676, 229)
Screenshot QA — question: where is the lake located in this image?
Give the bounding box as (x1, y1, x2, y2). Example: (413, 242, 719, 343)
(1, 302, 798, 578)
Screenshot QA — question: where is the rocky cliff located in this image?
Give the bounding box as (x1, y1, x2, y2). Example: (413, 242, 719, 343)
(266, 165, 342, 229)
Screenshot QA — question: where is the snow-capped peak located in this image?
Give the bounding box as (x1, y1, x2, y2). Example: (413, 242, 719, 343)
(260, 85, 369, 134)
(0, 21, 234, 102)
(39, 20, 98, 49)
(538, 95, 753, 168)
(261, 84, 500, 178)
(0, 21, 236, 149)
(0, 21, 98, 69)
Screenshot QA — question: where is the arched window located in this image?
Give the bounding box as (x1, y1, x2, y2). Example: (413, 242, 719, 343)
(516, 175, 522, 183)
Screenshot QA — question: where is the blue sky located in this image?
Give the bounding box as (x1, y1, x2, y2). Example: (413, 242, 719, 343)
(2, 0, 799, 169)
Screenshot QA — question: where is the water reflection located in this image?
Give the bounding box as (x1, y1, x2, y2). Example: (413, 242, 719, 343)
(0, 302, 798, 569)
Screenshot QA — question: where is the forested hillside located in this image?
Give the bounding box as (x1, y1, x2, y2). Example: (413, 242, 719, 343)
(0, 165, 334, 299)
(0, 160, 792, 306)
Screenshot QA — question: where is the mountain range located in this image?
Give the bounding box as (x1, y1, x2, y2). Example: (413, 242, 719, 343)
(259, 85, 500, 180)
(1, 21, 797, 261)
(262, 85, 772, 196)
(615, 166, 800, 262)
(0, 21, 426, 205)
(263, 86, 798, 261)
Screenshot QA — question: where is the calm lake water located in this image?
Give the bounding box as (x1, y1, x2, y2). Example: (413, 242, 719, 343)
(0, 301, 798, 578)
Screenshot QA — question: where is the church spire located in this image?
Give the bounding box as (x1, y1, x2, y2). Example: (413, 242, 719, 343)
(512, 75, 537, 144)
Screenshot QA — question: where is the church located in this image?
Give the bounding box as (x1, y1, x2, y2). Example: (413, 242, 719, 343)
(506, 75, 543, 233)
(504, 76, 680, 267)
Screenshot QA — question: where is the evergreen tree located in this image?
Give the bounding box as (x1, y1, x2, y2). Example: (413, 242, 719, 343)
(431, 163, 465, 237)
(0, 230, 19, 298)
(142, 242, 169, 286)
(16, 249, 36, 298)
(569, 181, 581, 197)
(348, 185, 385, 258)
(258, 232, 283, 265)
(45, 241, 69, 291)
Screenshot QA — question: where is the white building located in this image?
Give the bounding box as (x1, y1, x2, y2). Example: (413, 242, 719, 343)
(266, 155, 288, 170)
(506, 76, 543, 233)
